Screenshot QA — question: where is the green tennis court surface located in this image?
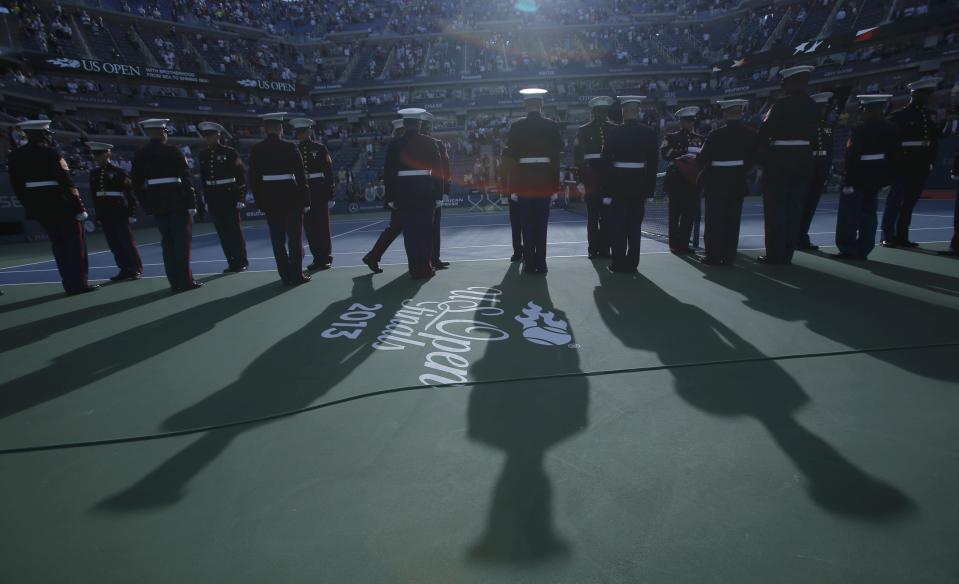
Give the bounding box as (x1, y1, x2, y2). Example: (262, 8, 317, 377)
(1, 203, 958, 583)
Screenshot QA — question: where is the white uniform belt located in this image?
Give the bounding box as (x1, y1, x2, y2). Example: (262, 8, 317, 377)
(398, 170, 431, 177)
(813, 150, 828, 156)
(901, 140, 930, 147)
(307, 172, 326, 179)
(613, 162, 646, 169)
(583, 153, 602, 160)
(262, 174, 296, 182)
(205, 178, 236, 186)
(711, 160, 744, 167)
(25, 181, 59, 188)
(686, 146, 702, 154)
(146, 177, 181, 185)
(772, 140, 810, 146)
(518, 157, 550, 164)
(96, 191, 125, 198)
(860, 153, 885, 161)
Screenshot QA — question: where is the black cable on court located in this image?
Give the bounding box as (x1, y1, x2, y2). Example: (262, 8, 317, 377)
(1, 340, 956, 456)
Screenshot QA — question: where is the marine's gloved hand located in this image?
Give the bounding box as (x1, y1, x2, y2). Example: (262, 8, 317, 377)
(188, 208, 197, 217)
(327, 200, 335, 209)
(602, 197, 612, 206)
(387, 202, 396, 210)
(75, 212, 88, 221)
(128, 216, 137, 224)
(236, 201, 246, 210)
(550, 193, 558, 202)
(304, 206, 311, 213)
(510, 194, 518, 202)
(435, 199, 443, 208)
(842, 186, 855, 195)
(442, 194, 449, 202)
(951, 174, 958, 181)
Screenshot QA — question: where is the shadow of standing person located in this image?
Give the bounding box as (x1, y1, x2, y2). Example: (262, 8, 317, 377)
(467, 265, 590, 562)
(592, 265, 913, 520)
(96, 273, 427, 511)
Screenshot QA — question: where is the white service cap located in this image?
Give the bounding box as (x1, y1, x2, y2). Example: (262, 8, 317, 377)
(289, 118, 316, 129)
(588, 96, 614, 108)
(397, 107, 428, 119)
(810, 92, 834, 104)
(857, 94, 893, 105)
(87, 141, 113, 152)
(259, 112, 288, 121)
(675, 106, 700, 118)
(780, 65, 815, 79)
(717, 99, 749, 110)
(16, 119, 53, 131)
(618, 95, 646, 104)
(519, 88, 548, 100)
(908, 77, 942, 92)
(198, 121, 227, 133)
(139, 118, 170, 129)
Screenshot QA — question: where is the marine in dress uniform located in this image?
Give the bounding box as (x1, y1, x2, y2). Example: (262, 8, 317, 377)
(131, 118, 201, 292)
(499, 145, 524, 262)
(8, 120, 97, 295)
(757, 65, 820, 264)
(881, 77, 943, 247)
(573, 96, 616, 258)
(834, 95, 899, 260)
(88, 142, 142, 281)
(291, 118, 336, 271)
(504, 88, 562, 274)
(798, 92, 835, 251)
(198, 122, 248, 273)
(695, 100, 759, 265)
(249, 112, 311, 285)
(599, 95, 659, 273)
(421, 112, 451, 270)
(363, 118, 406, 273)
(662, 105, 704, 253)
(382, 108, 443, 279)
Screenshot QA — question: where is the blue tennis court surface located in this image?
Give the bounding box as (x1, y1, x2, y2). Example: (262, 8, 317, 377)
(0, 196, 954, 285)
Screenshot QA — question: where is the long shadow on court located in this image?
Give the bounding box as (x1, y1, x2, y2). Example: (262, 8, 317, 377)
(0, 291, 71, 315)
(96, 274, 427, 511)
(807, 250, 959, 298)
(685, 257, 959, 382)
(0, 280, 287, 421)
(592, 264, 913, 520)
(467, 264, 589, 563)
(0, 288, 172, 354)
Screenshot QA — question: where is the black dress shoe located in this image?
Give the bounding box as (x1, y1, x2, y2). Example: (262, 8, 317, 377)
(798, 244, 820, 251)
(174, 281, 204, 292)
(937, 249, 957, 256)
(696, 255, 721, 265)
(433, 260, 450, 269)
(510, 254, 523, 262)
(286, 273, 312, 286)
(67, 284, 100, 296)
(879, 240, 899, 248)
(901, 240, 919, 248)
(307, 262, 332, 271)
(362, 256, 383, 274)
(410, 271, 435, 280)
(670, 247, 692, 255)
(224, 265, 248, 273)
(606, 265, 635, 274)
(757, 255, 787, 265)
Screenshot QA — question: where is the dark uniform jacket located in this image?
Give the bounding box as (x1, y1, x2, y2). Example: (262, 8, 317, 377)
(574, 119, 617, 194)
(812, 120, 835, 177)
(843, 116, 899, 192)
(297, 139, 335, 205)
(8, 140, 84, 223)
(90, 163, 136, 224)
(199, 143, 246, 211)
(888, 103, 940, 176)
(383, 129, 443, 210)
(131, 139, 197, 215)
(248, 134, 309, 214)
(697, 120, 759, 197)
(757, 93, 820, 178)
(504, 111, 562, 198)
(661, 128, 704, 192)
(430, 137, 452, 197)
(599, 119, 659, 199)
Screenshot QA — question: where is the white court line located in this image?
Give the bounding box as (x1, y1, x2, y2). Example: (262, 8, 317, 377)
(331, 220, 384, 238)
(3, 241, 955, 287)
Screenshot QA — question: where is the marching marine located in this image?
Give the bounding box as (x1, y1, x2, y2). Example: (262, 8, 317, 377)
(662, 105, 703, 253)
(574, 96, 616, 258)
(198, 121, 249, 273)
